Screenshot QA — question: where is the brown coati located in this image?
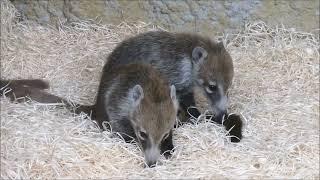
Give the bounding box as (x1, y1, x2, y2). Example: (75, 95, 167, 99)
(101, 31, 242, 141)
(1, 64, 179, 167)
(93, 63, 179, 167)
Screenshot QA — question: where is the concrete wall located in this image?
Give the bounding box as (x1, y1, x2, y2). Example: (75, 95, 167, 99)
(10, 0, 320, 35)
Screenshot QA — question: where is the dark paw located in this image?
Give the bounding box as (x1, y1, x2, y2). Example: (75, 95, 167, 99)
(187, 108, 201, 119)
(230, 136, 241, 143)
(162, 148, 174, 159)
(160, 131, 174, 158)
(161, 142, 174, 159)
(223, 114, 243, 143)
(177, 107, 201, 125)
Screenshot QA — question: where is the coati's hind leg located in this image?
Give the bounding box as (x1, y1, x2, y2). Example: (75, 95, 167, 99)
(160, 130, 174, 158)
(177, 91, 201, 123)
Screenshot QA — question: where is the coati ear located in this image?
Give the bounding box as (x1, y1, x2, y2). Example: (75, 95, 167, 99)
(170, 85, 179, 110)
(192, 46, 208, 64)
(130, 84, 144, 108)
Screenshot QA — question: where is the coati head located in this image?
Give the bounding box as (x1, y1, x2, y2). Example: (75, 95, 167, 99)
(191, 42, 234, 123)
(128, 84, 178, 167)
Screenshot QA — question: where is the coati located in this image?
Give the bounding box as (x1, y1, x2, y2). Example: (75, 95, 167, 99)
(0, 64, 179, 167)
(93, 63, 179, 167)
(101, 31, 242, 141)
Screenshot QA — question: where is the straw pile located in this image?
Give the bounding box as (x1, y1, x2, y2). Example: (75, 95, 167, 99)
(1, 0, 319, 179)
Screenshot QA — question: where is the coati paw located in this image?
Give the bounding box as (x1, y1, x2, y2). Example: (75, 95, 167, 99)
(161, 143, 174, 159)
(223, 113, 243, 143)
(187, 108, 201, 119)
(160, 136, 174, 159)
(162, 150, 173, 159)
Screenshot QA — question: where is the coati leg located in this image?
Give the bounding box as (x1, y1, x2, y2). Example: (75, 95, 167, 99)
(223, 113, 243, 143)
(203, 112, 243, 143)
(177, 90, 243, 143)
(177, 91, 201, 123)
(160, 130, 174, 158)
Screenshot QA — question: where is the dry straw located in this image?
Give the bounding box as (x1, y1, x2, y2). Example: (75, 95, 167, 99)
(1, 0, 319, 179)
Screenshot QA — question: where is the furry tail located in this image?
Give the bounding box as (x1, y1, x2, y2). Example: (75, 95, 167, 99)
(1, 79, 49, 99)
(1, 79, 49, 90)
(0, 79, 94, 117)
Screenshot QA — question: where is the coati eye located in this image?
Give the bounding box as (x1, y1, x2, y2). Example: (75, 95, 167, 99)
(209, 84, 217, 91)
(206, 85, 217, 94)
(138, 131, 148, 140)
(205, 81, 218, 94)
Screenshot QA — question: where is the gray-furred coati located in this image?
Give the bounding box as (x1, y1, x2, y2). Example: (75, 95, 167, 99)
(0, 64, 179, 167)
(101, 31, 242, 141)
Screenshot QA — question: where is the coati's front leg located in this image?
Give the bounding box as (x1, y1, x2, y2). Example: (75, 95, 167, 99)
(223, 113, 243, 143)
(177, 91, 201, 123)
(178, 91, 243, 142)
(160, 130, 174, 158)
(205, 112, 243, 142)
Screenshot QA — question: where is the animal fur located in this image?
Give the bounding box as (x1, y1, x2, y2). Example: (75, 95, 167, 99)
(101, 31, 241, 141)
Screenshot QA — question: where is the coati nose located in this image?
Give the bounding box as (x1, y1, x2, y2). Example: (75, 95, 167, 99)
(145, 146, 160, 168)
(146, 160, 157, 168)
(214, 110, 227, 124)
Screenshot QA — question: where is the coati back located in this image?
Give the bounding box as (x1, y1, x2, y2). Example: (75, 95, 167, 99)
(103, 31, 234, 124)
(1, 64, 179, 167)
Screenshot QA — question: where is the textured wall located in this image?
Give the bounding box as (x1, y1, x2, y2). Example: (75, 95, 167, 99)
(10, 0, 320, 35)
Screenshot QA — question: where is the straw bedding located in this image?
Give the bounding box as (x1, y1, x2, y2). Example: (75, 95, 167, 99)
(1, 0, 319, 179)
